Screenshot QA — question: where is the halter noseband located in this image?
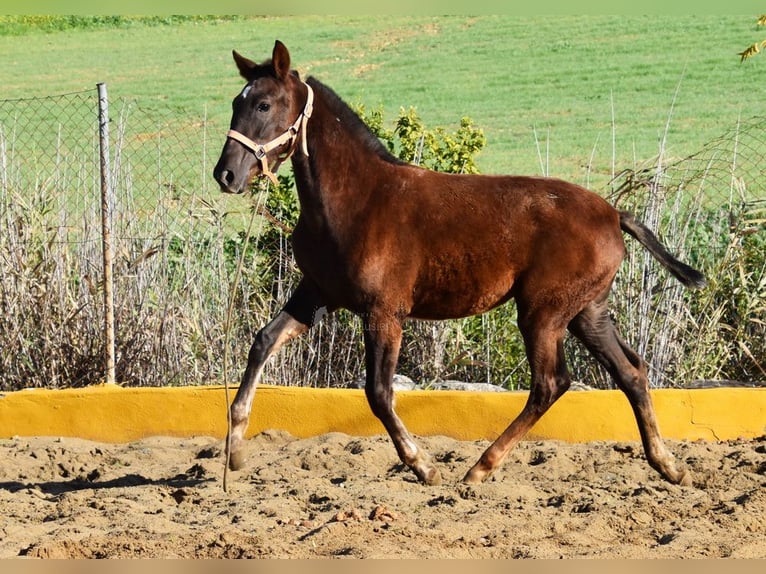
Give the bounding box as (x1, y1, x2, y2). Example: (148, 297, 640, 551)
(226, 82, 314, 186)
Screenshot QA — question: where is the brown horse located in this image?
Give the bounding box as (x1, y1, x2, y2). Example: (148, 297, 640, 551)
(213, 40, 706, 487)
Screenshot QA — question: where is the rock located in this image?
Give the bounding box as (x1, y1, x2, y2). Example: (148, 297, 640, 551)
(569, 381, 595, 391)
(425, 380, 506, 392)
(350, 373, 417, 391)
(369, 505, 399, 522)
(688, 380, 766, 389)
(350, 375, 512, 392)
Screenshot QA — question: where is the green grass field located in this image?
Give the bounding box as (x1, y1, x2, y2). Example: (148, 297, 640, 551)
(1, 14, 764, 190)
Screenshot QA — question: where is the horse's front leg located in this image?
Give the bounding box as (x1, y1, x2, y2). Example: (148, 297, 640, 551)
(227, 279, 328, 470)
(363, 311, 442, 486)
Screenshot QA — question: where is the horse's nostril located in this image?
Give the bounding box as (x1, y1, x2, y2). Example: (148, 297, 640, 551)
(215, 168, 235, 187)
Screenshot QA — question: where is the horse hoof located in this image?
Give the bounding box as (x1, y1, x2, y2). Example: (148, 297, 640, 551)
(676, 469, 693, 487)
(462, 465, 488, 484)
(423, 467, 442, 486)
(228, 449, 246, 471)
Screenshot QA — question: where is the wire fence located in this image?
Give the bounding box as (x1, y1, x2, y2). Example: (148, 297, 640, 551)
(1, 89, 104, 389)
(606, 115, 766, 387)
(0, 85, 236, 390)
(0, 86, 764, 391)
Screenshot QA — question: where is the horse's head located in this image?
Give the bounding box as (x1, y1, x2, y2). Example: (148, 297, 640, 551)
(213, 40, 311, 193)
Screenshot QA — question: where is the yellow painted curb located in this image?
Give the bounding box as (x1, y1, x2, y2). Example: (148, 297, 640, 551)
(0, 385, 764, 443)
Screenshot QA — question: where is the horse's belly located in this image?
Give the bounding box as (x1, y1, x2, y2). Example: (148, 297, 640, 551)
(410, 269, 515, 320)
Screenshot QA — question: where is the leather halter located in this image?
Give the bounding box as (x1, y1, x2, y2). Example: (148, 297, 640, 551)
(226, 82, 314, 186)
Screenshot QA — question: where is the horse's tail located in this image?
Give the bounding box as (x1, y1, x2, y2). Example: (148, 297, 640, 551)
(619, 211, 707, 289)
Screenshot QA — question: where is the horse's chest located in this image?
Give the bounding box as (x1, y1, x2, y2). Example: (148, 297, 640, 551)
(291, 224, 351, 295)
(291, 225, 328, 277)
(291, 222, 399, 311)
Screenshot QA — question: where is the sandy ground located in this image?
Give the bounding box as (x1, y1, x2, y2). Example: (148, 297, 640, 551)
(1, 431, 765, 559)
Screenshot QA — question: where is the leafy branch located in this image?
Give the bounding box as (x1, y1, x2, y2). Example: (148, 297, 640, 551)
(738, 14, 766, 62)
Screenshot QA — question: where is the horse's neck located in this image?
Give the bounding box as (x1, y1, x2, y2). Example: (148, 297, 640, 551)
(290, 92, 380, 232)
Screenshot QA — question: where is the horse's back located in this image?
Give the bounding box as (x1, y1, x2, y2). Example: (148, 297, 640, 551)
(403, 170, 624, 261)
(395, 169, 625, 319)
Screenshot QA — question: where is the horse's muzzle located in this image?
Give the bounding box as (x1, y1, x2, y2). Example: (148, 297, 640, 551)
(213, 149, 252, 194)
(213, 166, 243, 194)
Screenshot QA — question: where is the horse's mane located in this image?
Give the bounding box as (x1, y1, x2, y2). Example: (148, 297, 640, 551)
(306, 77, 405, 166)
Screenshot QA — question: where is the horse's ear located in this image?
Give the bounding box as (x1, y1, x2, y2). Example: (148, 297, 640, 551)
(232, 50, 257, 80)
(272, 40, 291, 79)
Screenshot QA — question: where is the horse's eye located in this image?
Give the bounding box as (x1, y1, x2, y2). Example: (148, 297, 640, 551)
(257, 102, 271, 113)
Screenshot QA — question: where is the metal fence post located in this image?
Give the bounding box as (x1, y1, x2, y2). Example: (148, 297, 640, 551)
(98, 83, 116, 385)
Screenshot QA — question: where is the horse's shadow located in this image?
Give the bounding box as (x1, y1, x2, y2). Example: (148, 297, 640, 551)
(0, 463, 213, 496)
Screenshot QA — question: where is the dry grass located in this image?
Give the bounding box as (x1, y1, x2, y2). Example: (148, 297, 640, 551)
(0, 95, 764, 392)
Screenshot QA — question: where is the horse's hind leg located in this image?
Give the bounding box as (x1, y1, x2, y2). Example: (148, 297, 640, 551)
(568, 297, 691, 486)
(464, 312, 571, 484)
(363, 311, 441, 485)
(227, 279, 328, 471)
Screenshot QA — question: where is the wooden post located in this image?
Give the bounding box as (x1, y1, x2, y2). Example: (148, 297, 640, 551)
(97, 83, 116, 385)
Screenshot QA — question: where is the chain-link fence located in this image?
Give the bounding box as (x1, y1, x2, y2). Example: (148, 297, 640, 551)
(0, 85, 236, 390)
(605, 116, 766, 387)
(1, 86, 764, 391)
(1, 89, 104, 389)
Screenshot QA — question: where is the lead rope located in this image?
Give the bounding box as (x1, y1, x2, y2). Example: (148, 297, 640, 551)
(221, 83, 313, 493)
(222, 183, 266, 493)
(223, 84, 314, 494)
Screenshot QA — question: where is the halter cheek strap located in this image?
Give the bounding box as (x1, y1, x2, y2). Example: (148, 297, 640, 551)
(226, 83, 314, 187)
